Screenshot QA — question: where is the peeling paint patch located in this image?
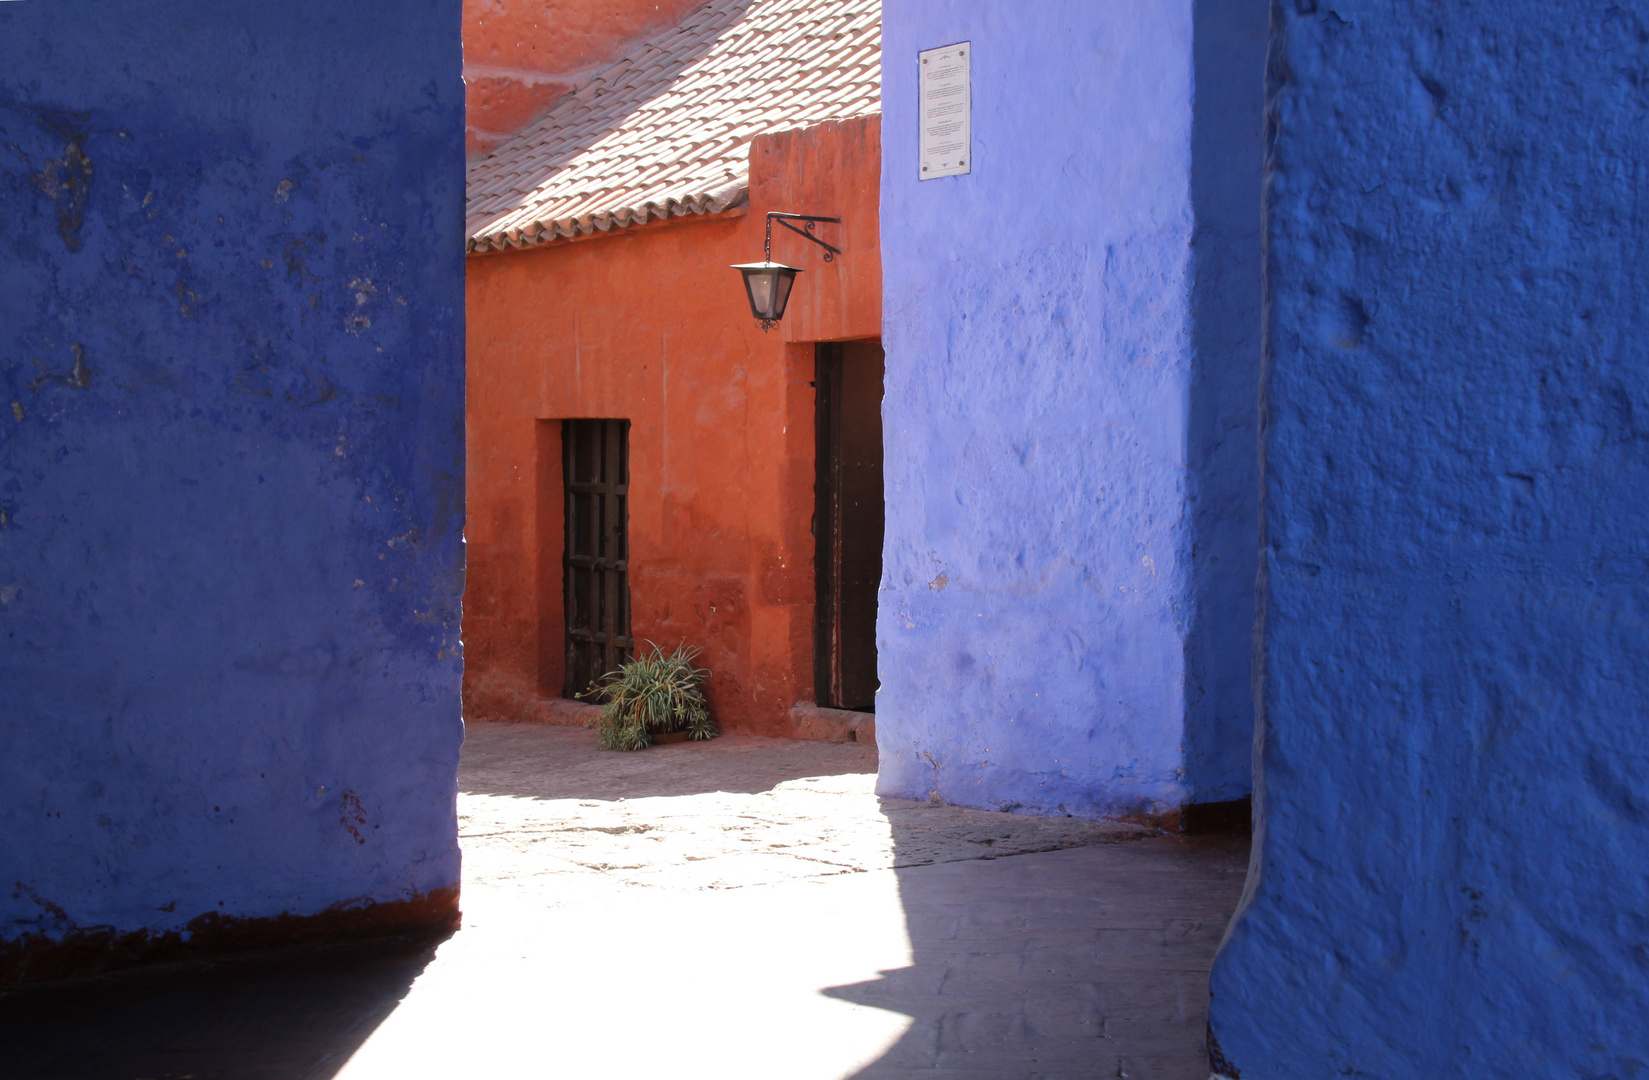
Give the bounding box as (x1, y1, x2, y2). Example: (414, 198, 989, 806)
(68, 343, 90, 389)
(339, 791, 367, 845)
(28, 111, 94, 252)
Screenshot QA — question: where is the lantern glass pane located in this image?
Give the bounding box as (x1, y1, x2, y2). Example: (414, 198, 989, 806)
(771, 269, 796, 320)
(746, 271, 775, 318)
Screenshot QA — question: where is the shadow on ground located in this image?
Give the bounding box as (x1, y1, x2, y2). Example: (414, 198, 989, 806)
(0, 934, 447, 1080)
(825, 835, 1251, 1080)
(0, 728, 1252, 1079)
(459, 721, 880, 799)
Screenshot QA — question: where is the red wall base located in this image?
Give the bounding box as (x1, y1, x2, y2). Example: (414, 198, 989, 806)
(0, 886, 460, 988)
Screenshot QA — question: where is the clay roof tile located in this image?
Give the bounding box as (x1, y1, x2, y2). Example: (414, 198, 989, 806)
(465, 0, 879, 254)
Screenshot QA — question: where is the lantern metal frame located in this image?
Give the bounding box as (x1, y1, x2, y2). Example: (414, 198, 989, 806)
(731, 212, 842, 330)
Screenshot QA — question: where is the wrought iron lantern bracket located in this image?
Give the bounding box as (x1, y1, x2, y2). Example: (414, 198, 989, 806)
(732, 212, 843, 331)
(763, 212, 842, 264)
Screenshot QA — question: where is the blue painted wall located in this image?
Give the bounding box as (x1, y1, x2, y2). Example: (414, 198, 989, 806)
(878, 1, 1263, 819)
(0, 0, 465, 954)
(1211, 3, 1649, 1075)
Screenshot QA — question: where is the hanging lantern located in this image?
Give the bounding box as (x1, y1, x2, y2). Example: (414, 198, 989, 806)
(731, 261, 802, 328)
(730, 212, 841, 331)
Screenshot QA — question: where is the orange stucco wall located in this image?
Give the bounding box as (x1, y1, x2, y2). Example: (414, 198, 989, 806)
(462, 0, 702, 158)
(464, 115, 881, 735)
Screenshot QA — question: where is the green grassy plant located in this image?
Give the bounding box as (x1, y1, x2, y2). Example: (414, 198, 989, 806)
(578, 642, 715, 751)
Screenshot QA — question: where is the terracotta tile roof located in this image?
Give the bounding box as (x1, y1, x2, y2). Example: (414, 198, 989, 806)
(465, 0, 880, 254)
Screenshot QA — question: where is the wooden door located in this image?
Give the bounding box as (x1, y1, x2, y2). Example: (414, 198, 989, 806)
(815, 341, 884, 711)
(563, 419, 631, 697)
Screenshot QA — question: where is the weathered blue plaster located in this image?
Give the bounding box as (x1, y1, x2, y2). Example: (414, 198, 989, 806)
(0, 0, 465, 945)
(1211, 3, 1649, 1075)
(878, 1, 1262, 819)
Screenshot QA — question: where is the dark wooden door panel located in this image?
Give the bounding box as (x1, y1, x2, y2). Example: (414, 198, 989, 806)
(563, 419, 631, 698)
(815, 341, 884, 711)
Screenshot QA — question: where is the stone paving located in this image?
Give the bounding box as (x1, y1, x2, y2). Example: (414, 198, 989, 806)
(458, 722, 1155, 900)
(0, 722, 1248, 1079)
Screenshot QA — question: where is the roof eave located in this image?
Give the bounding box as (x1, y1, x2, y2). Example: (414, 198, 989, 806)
(465, 184, 751, 255)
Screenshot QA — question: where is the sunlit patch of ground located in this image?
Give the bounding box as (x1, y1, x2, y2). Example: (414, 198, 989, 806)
(457, 722, 1152, 903)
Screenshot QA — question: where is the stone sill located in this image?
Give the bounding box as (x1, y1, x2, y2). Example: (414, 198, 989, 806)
(788, 701, 876, 747)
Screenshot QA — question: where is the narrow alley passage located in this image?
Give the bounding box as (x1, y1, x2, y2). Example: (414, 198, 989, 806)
(2, 726, 1248, 1079)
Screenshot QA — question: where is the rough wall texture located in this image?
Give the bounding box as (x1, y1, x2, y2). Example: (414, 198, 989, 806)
(878, 2, 1261, 821)
(0, 0, 466, 981)
(1210, 3, 1649, 1075)
(463, 116, 879, 735)
(463, 0, 703, 158)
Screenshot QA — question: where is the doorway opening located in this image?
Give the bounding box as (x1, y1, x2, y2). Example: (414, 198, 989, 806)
(814, 340, 885, 712)
(563, 418, 632, 698)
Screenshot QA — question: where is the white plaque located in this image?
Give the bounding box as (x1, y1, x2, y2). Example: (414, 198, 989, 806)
(918, 42, 970, 179)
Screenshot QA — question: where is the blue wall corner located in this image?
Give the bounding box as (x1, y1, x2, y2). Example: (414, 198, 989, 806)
(1211, 3, 1649, 1075)
(0, 0, 466, 943)
(877, 1, 1261, 820)
(1185, 0, 1267, 805)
